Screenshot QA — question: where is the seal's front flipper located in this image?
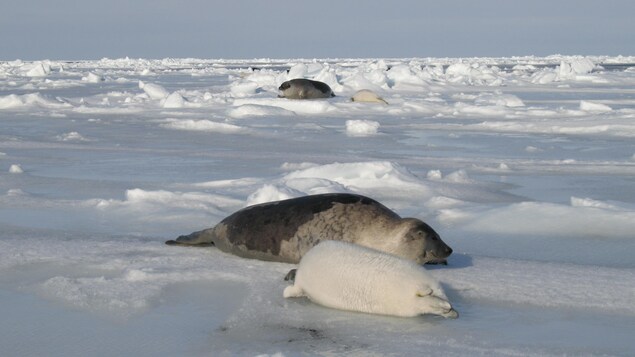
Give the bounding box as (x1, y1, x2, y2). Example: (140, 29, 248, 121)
(424, 259, 448, 265)
(283, 285, 304, 298)
(415, 287, 433, 297)
(443, 308, 459, 319)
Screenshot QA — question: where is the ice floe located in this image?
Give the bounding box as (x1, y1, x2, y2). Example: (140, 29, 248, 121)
(1, 56, 635, 356)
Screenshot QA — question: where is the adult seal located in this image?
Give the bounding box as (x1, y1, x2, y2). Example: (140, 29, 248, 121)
(166, 193, 452, 264)
(278, 78, 335, 99)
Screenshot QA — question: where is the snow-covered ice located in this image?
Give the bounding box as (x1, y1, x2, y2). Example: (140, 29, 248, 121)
(8, 164, 23, 174)
(1, 56, 635, 356)
(346, 120, 381, 137)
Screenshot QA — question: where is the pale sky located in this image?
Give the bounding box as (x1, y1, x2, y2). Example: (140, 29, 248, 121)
(1, 0, 634, 60)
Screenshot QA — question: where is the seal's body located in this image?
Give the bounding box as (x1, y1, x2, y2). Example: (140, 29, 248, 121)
(278, 78, 335, 99)
(166, 193, 452, 264)
(284, 241, 458, 318)
(351, 89, 388, 104)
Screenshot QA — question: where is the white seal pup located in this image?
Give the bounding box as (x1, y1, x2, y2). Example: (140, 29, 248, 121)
(284, 241, 458, 318)
(351, 89, 388, 104)
(278, 78, 335, 99)
(166, 193, 452, 265)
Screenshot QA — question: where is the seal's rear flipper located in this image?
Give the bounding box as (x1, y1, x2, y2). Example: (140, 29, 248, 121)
(165, 240, 214, 247)
(284, 269, 297, 282)
(164, 240, 214, 247)
(165, 229, 216, 247)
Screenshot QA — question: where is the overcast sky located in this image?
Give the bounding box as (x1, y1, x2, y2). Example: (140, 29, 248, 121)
(2, 0, 634, 60)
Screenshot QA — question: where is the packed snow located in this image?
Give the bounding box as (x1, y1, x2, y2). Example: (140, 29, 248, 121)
(1, 56, 635, 356)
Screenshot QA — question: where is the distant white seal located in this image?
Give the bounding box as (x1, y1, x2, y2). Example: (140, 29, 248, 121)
(278, 78, 335, 99)
(351, 89, 388, 104)
(284, 240, 458, 318)
(166, 193, 452, 265)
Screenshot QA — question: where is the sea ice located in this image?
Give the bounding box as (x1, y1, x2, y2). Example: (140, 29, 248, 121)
(9, 164, 23, 174)
(160, 118, 247, 134)
(580, 100, 612, 112)
(139, 80, 169, 100)
(162, 92, 186, 108)
(1, 56, 634, 356)
(345, 119, 380, 137)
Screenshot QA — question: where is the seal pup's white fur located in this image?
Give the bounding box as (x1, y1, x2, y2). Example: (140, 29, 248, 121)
(284, 240, 458, 318)
(351, 89, 388, 104)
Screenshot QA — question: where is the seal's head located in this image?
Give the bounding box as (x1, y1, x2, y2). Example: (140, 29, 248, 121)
(415, 289, 459, 318)
(395, 218, 453, 265)
(278, 81, 291, 91)
(278, 78, 334, 99)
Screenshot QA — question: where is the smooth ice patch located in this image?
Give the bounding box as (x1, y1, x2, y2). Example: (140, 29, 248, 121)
(580, 100, 612, 112)
(435, 255, 635, 315)
(440, 199, 635, 239)
(469, 121, 635, 137)
(88, 189, 244, 233)
(94, 188, 241, 215)
(56, 132, 89, 142)
(0, 233, 252, 320)
(474, 92, 525, 107)
(160, 119, 248, 134)
(233, 98, 335, 114)
(228, 104, 295, 119)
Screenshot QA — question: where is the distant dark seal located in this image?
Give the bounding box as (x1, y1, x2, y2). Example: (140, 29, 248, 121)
(166, 193, 452, 265)
(278, 78, 335, 99)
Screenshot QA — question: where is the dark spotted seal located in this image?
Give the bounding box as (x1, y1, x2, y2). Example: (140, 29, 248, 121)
(278, 78, 335, 99)
(166, 193, 452, 264)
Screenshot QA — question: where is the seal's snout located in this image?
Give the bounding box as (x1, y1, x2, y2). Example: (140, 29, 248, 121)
(445, 246, 453, 256)
(444, 308, 459, 319)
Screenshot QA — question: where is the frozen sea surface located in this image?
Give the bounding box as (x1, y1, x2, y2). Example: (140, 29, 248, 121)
(1, 56, 635, 356)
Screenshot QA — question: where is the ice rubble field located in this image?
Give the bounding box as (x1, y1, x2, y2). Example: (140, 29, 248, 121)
(1, 56, 635, 356)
